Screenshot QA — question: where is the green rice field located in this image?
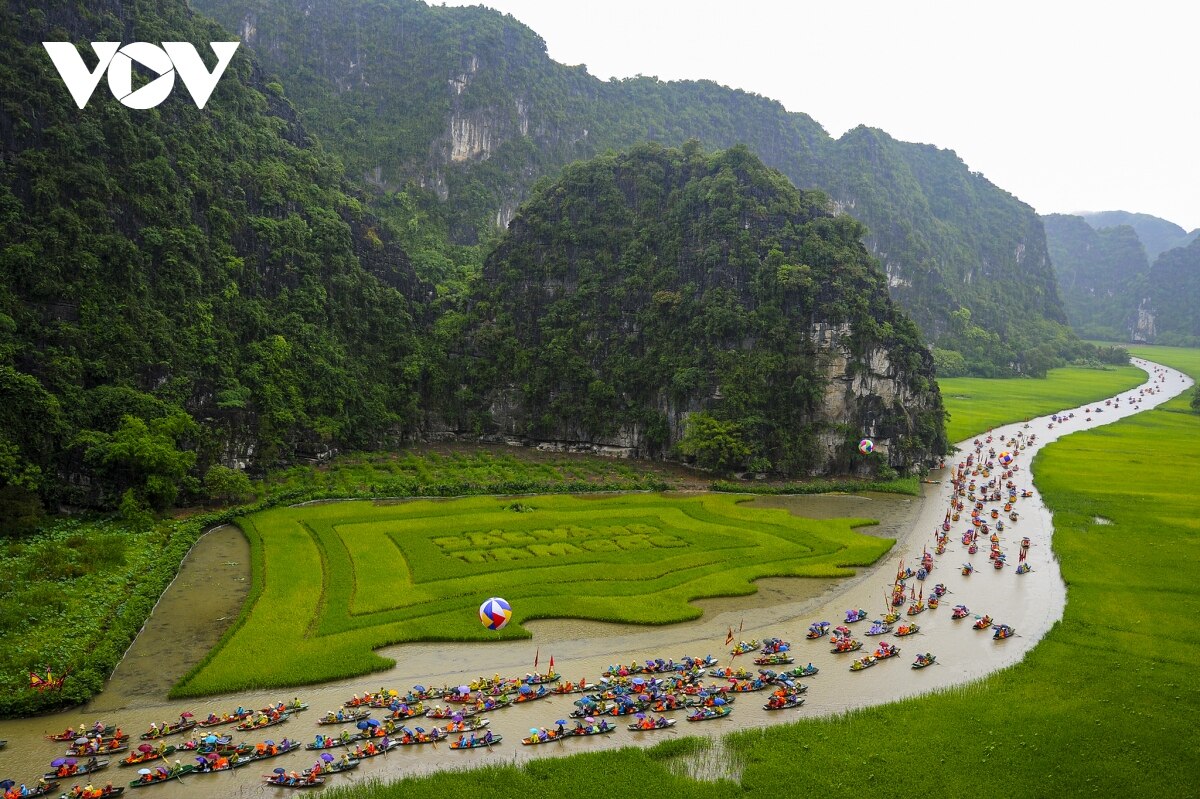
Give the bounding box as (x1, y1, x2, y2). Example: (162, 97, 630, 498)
(175, 493, 893, 696)
(320, 348, 1199, 798)
(939, 364, 1144, 442)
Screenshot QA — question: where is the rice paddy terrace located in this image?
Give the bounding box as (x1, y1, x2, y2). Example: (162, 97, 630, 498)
(176, 494, 892, 696)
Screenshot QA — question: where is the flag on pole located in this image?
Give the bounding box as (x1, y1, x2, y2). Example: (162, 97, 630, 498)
(738, 618, 744, 633)
(534, 648, 539, 670)
(725, 627, 734, 646)
(548, 655, 554, 672)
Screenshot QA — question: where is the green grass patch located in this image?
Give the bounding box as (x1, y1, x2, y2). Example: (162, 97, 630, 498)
(174, 493, 894, 696)
(939, 364, 1145, 442)
(320, 350, 1200, 798)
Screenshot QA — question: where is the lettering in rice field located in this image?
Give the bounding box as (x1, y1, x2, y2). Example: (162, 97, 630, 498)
(432, 523, 688, 563)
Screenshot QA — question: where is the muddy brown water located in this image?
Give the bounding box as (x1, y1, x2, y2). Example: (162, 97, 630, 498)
(0, 359, 1190, 795)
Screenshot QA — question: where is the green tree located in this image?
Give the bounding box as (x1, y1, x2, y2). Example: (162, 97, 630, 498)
(75, 412, 199, 510)
(678, 413, 751, 472)
(204, 464, 253, 504)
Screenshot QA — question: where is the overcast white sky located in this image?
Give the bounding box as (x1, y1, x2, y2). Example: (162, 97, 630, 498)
(440, 0, 1200, 231)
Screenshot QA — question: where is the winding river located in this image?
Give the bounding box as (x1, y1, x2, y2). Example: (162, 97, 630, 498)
(0, 358, 1191, 794)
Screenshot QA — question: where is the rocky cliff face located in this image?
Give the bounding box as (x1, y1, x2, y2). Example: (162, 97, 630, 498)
(442, 144, 945, 475)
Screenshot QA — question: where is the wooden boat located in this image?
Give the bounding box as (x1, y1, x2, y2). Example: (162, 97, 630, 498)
(20, 782, 61, 798)
(48, 726, 117, 742)
(873, 644, 900, 659)
(752, 654, 793, 666)
(197, 711, 252, 728)
(425, 705, 482, 719)
(433, 718, 490, 735)
(316, 710, 370, 725)
(120, 747, 176, 766)
(972, 616, 993, 629)
(951, 605, 971, 619)
(241, 741, 304, 763)
(304, 735, 360, 751)
(907, 602, 926, 616)
(627, 719, 677, 731)
(68, 742, 128, 756)
(894, 623, 920, 637)
(43, 761, 110, 780)
(849, 656, 878, 671)
(864, 622, 891, 636)
(262, 776, 324, 788)
(763, 696, 805, 710)
(829, 639, 862, 654)
(550, 680, 597, 695)
(844, 609, 868, 623)
(707, 667, 754, 680)
(127, 765, 196, 788)
(384, 703, 424, 719)
(805, 622, 831, 639)
(138, 721, 196, 740)
(261, 701, 308, 714)
(993, 625, 1016, 640)
(235, 714, 289, 732)
(780, 664, 819, 678)
(390, 733, 441, 746)
(448, 734, 502, 749)
(730, 640, 760, 656)
(687, 706, 732, 721)
(512, 690, 553, 703)
(912, 654, 937, 669)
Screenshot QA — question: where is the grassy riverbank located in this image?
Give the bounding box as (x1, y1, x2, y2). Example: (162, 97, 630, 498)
(939, 364, 1144, 442)
(314, 349, 1198, 797)
(174, 493, 892, 696)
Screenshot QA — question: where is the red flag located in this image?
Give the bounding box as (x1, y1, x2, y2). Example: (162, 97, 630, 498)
(548, 655, 554, 672)
(534, 648, 539, 670)
(29, 671, 46, 689)
(725, 627, 734, 645)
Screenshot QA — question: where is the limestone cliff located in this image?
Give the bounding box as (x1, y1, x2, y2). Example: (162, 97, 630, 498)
(440, 144, 946, 476)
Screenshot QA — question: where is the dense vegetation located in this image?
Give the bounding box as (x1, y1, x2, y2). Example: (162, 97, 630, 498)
(450, 143, 945, 475)
(1042, 214, 1149, 341)
(1146, 238, 1200, 346)
(1044, 212, 1200, 346)
(177, 492, 892, 696)
(313, 347, 1200, 799)
(193, 0, 1082, 378)
(0, 0, 432, 518)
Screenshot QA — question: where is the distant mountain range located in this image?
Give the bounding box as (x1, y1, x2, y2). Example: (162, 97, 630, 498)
(1043, 211, 1200, 345)
(194, 0, 1078, 377)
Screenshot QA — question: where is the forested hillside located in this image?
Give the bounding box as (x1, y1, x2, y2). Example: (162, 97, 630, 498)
(1042, 214, 1149, 341)
(193, 0, 1079, 377)
(1043, 211, 1200, 345)
(0, 0, 429, 515)
(440, 143, 946, 475)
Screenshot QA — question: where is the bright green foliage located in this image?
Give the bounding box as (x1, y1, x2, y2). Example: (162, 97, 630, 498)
(939, 365, 1145, 443)
(454, 144, 945, 475)
(176, 493, 893, 695)
(203, 464, 253, 503)
(678, 413, 751, 472)
(335, 347, 1200, 799)
(0, 0, 427, 510)
(0, 515, 203, 716)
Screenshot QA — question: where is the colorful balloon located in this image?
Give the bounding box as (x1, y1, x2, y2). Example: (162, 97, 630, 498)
(858, 438, 875, 455)
(479, 597, 512, 630)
